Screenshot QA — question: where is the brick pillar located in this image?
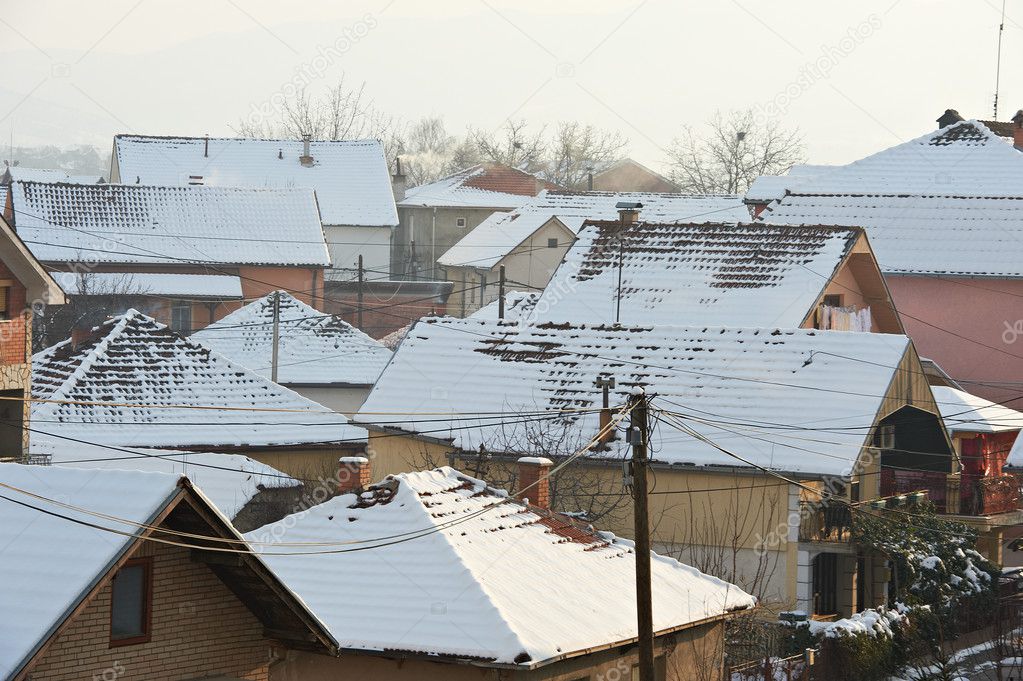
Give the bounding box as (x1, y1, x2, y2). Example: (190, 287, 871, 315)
(516, 457, 553, 509)
(338, 456, 371, 494)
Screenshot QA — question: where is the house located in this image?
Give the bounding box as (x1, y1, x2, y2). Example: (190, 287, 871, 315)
(192, 291, 393, 413)
(0, 212, 64, 462)
(394, 162, 560, 280)
(529, 218, 903, 331)
(590, 158, 679, 192)
(2, 165, 105, 185)
(354, 317, 967, 617)
(437, 191, 751, 316)
(0, 464, 335, 680)
(111, 135, 398, 281)
(250, 460, 755, 680)
(6, 179, 331, 339)
(31, 309, 367, 478)
(321, 278, 454, 339)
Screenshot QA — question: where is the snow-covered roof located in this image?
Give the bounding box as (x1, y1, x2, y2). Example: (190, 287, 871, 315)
(531, 222, 858, 327)
(30, 434, 300, 519)
(4, 166, 105, 185)
(249, 466, 754, 666)
(356, 318, 915, 475)
(438, 191, 750, 269)
(191, 291, 391, 386)
(0, 464, 183, 679)
(53, 271, 243, 299)
(931, 387, 1023, 435)
(31, 309, 366, 450)
(759, 193, 1023, 277)
(399, 163, 555, 210)
(10, 180, 330, 267)
(746, 120, 1023, 202)
(469, 291, 541, 322)
(114, 135, 397, 227)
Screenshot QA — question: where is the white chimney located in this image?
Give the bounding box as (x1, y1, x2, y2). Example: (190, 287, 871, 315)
(300, 134, 314, 167)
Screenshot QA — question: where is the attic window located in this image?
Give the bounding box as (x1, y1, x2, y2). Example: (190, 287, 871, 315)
(188, 175, 204, 186)
(110, 557, 153, 646)
(822, 294, 843, 307)
(456, 217, 467, 228)
(547, 238, 558, 248)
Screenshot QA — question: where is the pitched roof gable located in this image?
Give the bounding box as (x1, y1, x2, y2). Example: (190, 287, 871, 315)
(191, 291, 391, 386)
(113, 135, 397, 227)
(400, 163, 558, 209)
(31, 310, 365, 449)
(249, 466, 754, 666)
(10, 180, 330, 267)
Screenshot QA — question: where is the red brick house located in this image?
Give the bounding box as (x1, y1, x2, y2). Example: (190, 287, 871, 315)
(0, 465, 335, 681)
(0, 213, 64, 461)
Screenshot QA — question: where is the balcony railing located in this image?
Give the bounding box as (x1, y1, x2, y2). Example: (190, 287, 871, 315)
(880, 469, 1021, 517)
(880, 469, 949, 513)
(798, 501, 853, 543)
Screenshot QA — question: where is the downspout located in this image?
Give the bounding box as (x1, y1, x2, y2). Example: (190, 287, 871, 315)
(431, 207, 437, 280)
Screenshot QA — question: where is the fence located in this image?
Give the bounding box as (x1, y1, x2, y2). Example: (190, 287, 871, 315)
(729, 653, 809, 681)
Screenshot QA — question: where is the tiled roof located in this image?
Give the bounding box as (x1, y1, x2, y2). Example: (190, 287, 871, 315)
(356, 318, 914, 476)
(438, 190, 750, 269)
(531, 221, 858, 327)
(931, 387, 1023, 435)
(469, 291, 541, 321)
(399, 163, 559, 209)
(3, 166, 105, 184)
(31, 310, 365, 449)
(10, 180, 330, 267)
(53, 272, 244, 299)
(249, 466, 754, 665)
(758, 192, 1023, 277)
(113, 135, 398, 227)
(191, 291, 392, 386)
(746, 121, 1023, 202)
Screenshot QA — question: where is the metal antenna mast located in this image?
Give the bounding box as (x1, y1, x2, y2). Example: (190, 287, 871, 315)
(994, 0, 1008, 118)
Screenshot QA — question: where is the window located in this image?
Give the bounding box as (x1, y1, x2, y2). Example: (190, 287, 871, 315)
(0, 285, 8, 321)
(455, 217, 467, 228)
(547, 237, 559, 248)
(823, 293, 843, 307)
(110, 557, 152, 646)
(170, 302, 192, 335)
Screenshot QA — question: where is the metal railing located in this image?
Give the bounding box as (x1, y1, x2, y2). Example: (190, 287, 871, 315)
(798, 501, 853, 543)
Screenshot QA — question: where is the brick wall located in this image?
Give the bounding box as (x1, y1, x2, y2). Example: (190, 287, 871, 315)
(0, 260, 28, 365)
(28, 540, 273, 681)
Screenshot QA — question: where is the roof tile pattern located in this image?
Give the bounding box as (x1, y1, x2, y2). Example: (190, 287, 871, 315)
(400, 163, 557, 209)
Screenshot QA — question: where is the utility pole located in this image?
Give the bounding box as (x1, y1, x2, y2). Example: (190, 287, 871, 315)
(628, 389, 654, 681)
(498, 265, 506, 320)
(270, 290, 280, 383)
(357, 254, 364, 330)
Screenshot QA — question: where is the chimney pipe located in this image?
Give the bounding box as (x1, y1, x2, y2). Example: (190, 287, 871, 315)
(300, 134, 314, 167)
(1012, 110, 1023, 150)
(70, 324, 93, 349)
(204, 134, 209, 158)
(516, 456, 553, 509)
(615, 201, 642, 227)
(338, 455, 371, 494)
(391, 156, 407, 202)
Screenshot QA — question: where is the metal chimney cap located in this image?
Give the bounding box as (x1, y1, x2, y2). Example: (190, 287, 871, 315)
(615, 201, 643, 210)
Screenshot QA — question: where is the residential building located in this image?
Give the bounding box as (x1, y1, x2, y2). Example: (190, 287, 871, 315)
(31, 309, 367, 477)
(394, 163, 560, 280)
(754, 118, 1023, 403)
(0, 464, 335, 681)
(354, 318, 962, 617)
(437, 192, 750, 316)
(528, 219, 903, 331)
(590, 158, 679, 192)
(252, 459, 755, 680)
(322, 278, 454, 339)
(7, 180, 331, 339)
(192, 291, 392, 413)
(111, 135, 398, 281)
(2, 166, 105, 185)
(0, 213, 64, 461)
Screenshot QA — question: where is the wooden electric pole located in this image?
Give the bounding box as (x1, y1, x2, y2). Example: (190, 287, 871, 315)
(357, 254, 364, 330)
(628, 389, 655, 681)
(498, 265, 506, 320)
(270, 290, 280, 383)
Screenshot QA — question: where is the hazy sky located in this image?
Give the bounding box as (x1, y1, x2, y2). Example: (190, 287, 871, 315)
(0, 0, 1018, 173)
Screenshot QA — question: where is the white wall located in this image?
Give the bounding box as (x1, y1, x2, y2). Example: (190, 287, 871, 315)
(324, 225, 392, 282)
(289, 385, 373, 415)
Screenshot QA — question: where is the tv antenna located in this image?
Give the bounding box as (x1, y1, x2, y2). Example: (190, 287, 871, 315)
(994, 0, 1008, 118)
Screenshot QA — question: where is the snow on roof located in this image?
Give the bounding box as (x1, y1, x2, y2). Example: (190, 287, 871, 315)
(53, 271, 243, 298)
(0, 463, 183, 678)
(438, 191, 750, 269)
(191, 291, 391, 386)
(10, 180, 330, 267)
(114, 135, 397, 227)
(746, 120, 1023, 201)
(531, 222, 858, 327)
(377, 323, 412, 350)
(249, 466, 754, 665)
(399, 163, 555, 210)
(4, 167, 105, 185)
(469, 291, 541, 321)
(758, 193, 1023, 277)
(356, 318, 913, 475)
(931, 387, 1023, 435)
(29, 434, 300, 519)
(31, 309, 366, 449)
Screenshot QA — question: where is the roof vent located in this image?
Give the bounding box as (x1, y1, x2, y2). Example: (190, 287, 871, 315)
(300, 134, 314, 167)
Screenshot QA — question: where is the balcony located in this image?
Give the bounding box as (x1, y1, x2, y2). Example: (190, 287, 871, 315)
(880, 469, 1021, 517)
(798, 501, 853, 543)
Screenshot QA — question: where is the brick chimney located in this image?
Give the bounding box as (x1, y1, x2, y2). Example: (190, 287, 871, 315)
(70, 324, 93, 349)
(338, 455, 371, 493)
(1012, 110, 1023, 149)
(615, 201, 642, 226)
(936, 109, 963, 129)
(299, 134, 314, 167)
(516, 456, 553, 509)
(392, 157, 407, 202)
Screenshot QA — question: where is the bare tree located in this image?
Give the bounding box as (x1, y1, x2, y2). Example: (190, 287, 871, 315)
(667, 109, 805, 194)
(545, 121, 628, 189)
(398, 116, 457, 187)
(33, 270, 152, 351)
(462, 119, 548, 175)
